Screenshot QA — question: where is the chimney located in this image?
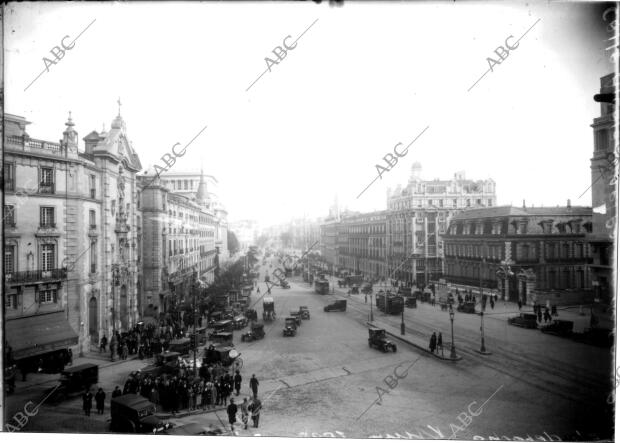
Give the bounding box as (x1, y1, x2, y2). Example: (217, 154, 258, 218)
(567, 199, 571, 209)
(522, 199, 526, 208)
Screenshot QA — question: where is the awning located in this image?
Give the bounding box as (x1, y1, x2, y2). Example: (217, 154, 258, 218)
(5, 311, 78, 360)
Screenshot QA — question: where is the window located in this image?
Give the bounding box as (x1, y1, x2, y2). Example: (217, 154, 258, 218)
(40, 167, 55, 193)
(4, 205, 15, 226)
(184, 180, 189, 190)
(4, 163, 15, 191)
(90, 240, 97, 273)
(453, 199, 458, 208)
(596, 129, 609, 151)
(89, 174, 96, 198)
(89, 210, 96, 229)
(177, 180, 182, 189)
(488, 199, 493, 207)
(5, 245, 15, 274)
(5, 293, 18, 310)
(40, 207, 55, 228)
(39, 289, 57, 304)
(466, 199, 471, 207)
(476, 199, 482, 205)
(41, 244, 56, 271)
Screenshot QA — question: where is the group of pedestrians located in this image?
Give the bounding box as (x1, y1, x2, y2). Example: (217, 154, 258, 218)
(533, 303, 557, 323)
(82, 387, 106, 416)
(226, 395, 262, 432)
(428, 332, 443, 355)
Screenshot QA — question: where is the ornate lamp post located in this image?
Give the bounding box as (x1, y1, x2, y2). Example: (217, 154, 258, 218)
(400, 295, 406, 335)
(369, 293, 374, 322)
(449, 304, 457, 360)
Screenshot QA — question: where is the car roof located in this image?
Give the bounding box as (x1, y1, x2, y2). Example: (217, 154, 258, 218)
(263, 297, 274, 303)
(369, 327, 384, 332)
(112, 394, 155, 409)
(61, 363, 98, 373)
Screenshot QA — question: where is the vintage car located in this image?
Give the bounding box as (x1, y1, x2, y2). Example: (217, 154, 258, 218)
(164, 422, 223, 436)
(299, 306, 310, 320)
(541, 320, 574, 337)
(368, 328, 397, 353)
(361, 283, 374, 295)
(572, 327, 614, 348)
(245, 308, 258, 322)
(241, 323, 265, 342)
(508, 313, 538, 329)
(233, 315, 248, 330)
(110, 394, 165, 433)
(457, 301, 477, 314)
(208, 331, 234, 347)
(187, 326, 207, 347)
(350, 285, 360, 295)
(289, 311, 302, 326)
(324, 300, 347, 312)
(208, 311, 224, 326)
(280, 280, 290, 289)
(283, 318, 298, 337)
(203, 345, 243, 370)
(141, 351, 182, 378)
(47, 363, 99, 403)
(211, 319, 234, 333)
(168, 338, 191, 356)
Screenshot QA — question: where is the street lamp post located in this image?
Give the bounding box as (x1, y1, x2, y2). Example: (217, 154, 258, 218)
(400, 296, 405, 335)
(370, 293, 374, 322)
(449, 304, 457, 360)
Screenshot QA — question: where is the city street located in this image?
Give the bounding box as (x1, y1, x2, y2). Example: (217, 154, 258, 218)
(4, 256, 612, 439)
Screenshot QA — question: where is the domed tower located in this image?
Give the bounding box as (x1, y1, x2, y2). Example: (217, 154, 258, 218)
(408, 162, 422, 184)
(62, 111, 79, 159)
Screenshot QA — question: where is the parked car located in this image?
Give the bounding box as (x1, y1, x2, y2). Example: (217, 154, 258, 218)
(368, 328, 397, 352)
(405, 297, 417, 308)
(141, 352, 182, 378)
(211, 319, 234, 333)
(241, 324, 265, 342)
(541, 320, 574, 337)
(350, 285, 360, 294)
(280, 280, 290, 289)
(203, 345, 243, 370)
(299, 306, 310, 319)
(457, 301, 476, 314)
(324, 300, 347, 312)
(208, 332, 234, 347)
(289, 311, 302, 326)
(168, 338, 191, 356)
(508, 313, 538, 329)
(233, 315, 248, 330)
(48, 363, 99, 403)
(283, 318, 298, 337)
(110, 394, 165, 433)
(572, 327, 614, 348)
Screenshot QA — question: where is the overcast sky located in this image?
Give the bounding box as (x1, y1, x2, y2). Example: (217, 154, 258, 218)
(4, 1, 615, 227)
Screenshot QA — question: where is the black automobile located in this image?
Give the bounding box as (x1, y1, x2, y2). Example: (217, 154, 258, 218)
(241, 324, 265, 342)
(541, 320, 574, 337)
(168, 338, 191, 356)
(368, 328, 397, 352)
(572, 327, 614, 348)
(211, 319, 234, 333)
(508, 313, 538, 329)
(350, 285, 360, 295)
(110, 394, 169, 433)
(283, 318, 297, 337)
(457, 302, 476, 314)
(324, 300, 347, 312)
(48, 363, 99, 403)
(289, 311, 302, 326)
(299, 306, 310, 320)
(233, 315, 248, 330)
(141, 351, 182, 378)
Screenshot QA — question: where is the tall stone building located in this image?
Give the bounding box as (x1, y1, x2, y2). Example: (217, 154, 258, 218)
(386, 163, 496, 285)
(4, 110, 142, 363)
(139, 170, 218, 317)
(443, 204, 593, 305)
(588, 73, 616, 303)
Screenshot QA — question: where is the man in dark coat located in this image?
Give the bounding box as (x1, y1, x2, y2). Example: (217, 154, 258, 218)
(249, 374, 259, 398)
(112, 386, 122, 398)
(82, 390, 93, 416)
(234, 370, 242, 396)
(95, 388, 106, 414)
(429, 332, 437, 354)
(227, 398, 238, 432)
(249, 396, 262, 428)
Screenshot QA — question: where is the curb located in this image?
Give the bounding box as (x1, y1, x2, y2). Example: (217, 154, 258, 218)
(367, 321, 462, 362)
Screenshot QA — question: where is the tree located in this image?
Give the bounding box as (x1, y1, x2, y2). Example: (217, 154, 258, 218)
(228, 231, 240, 255)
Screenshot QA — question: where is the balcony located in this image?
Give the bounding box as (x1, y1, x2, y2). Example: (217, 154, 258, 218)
(39, 184, 55, 194)
(5, 268, 67, 285)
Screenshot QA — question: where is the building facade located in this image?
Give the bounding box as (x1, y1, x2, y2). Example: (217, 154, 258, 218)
(588, 73, 616, 303)
(139, 171, 218, 317)
(443, 205, 593, 305)
(386, 164, 497, 286)
(4, 111, 142, 361)
(336, 211, 388, 278)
